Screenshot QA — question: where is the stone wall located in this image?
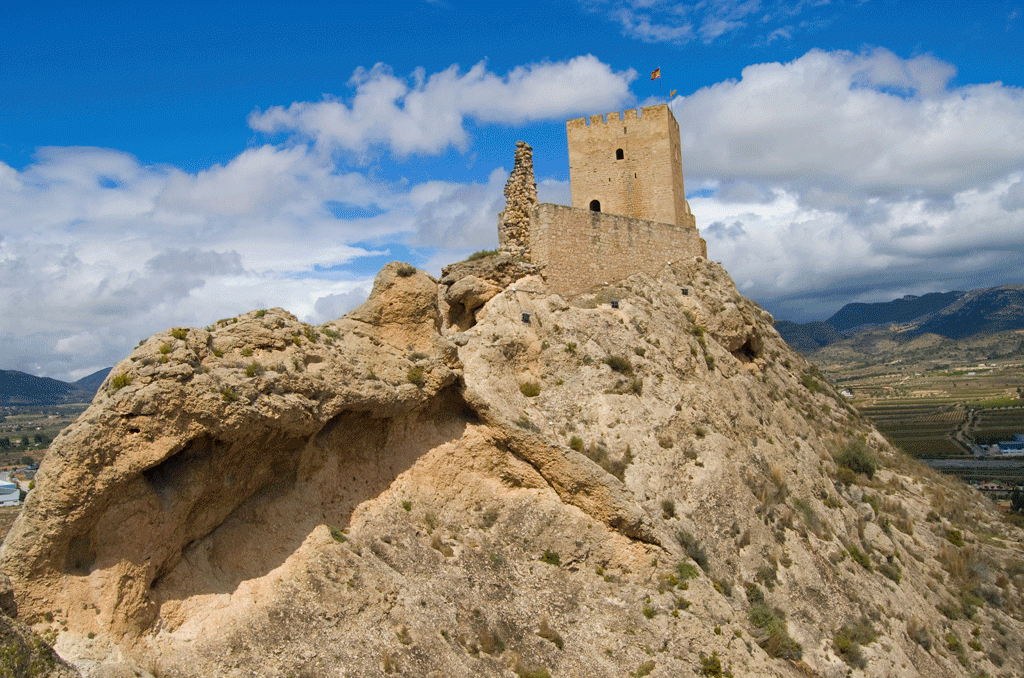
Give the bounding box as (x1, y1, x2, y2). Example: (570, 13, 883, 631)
(530, 203, 707, 296)
(498, 141, 537, 257)
(566, 104, 689, 228)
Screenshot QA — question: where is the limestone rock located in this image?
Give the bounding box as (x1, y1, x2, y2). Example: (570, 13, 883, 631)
(1, 257, 1022, 678)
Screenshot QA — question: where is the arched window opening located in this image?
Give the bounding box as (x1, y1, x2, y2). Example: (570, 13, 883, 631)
(589, 200, 601, 212)
(615, 148, 624, 160)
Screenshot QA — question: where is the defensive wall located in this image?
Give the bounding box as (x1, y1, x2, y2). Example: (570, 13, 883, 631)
(497, 104, 706, 296)
(529, 203, 706, 297)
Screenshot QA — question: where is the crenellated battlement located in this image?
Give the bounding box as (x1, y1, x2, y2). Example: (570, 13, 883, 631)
(498, 104, 705, 296)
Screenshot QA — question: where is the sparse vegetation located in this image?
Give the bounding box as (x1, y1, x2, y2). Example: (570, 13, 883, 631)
(240, 346, 253, 357)
(834, 618, 878, 668)
(220, 386, 239, 402)
(541, 550, 561, 566)
(834, 440, 876, 480)
(467, 248, 499, 260)
(569, 436, 584, 452)
(171, 327, 188, 340)
(748, 603, 802, 660)
(109, 373, 132, 392)
(661, 499, 676, 518)
(407, 366, 426, 387)
(604, 355, 633, 374)
(396, 263, 417, 277)
(519, 381, 541, 397)
(244, 361, 263, 378)
(676, 529, 709, 572)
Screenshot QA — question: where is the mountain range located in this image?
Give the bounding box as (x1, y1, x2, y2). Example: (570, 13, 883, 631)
(0, 368, 110, 406)
(776, 284, 1024, 351)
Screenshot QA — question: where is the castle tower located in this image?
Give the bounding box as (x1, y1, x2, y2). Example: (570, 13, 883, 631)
(566, 104, 691, 228)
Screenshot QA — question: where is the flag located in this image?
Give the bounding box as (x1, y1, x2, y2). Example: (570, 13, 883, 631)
(669, 89, 677, 98)
(650, 68, 661, 80)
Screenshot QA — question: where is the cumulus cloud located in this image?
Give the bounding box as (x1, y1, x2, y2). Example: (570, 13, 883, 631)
(675, 49, 1024, 319)
(248, 56, 637, 156)
(673, 48, 1022, 198)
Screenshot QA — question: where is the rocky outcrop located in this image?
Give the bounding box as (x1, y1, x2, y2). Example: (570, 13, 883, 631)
(2, 258, 1023, 678)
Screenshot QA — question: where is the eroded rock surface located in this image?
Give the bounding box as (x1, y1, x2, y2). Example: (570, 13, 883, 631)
(2, 258, 1023, 678)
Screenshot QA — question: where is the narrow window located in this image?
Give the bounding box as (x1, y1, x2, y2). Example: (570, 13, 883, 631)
(589, 200, 601, 212)
(615, 148, 624, 160)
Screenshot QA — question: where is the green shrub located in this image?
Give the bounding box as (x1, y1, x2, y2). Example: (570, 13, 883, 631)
(221, 386, 239, 402)
(698, 651, 725, 677)
(407, 366, 426, 387)
(676, 530, 709, 572)
(634, 660, 655, 677)
(847, 545, 872, 572)
(541, 550, 561, 566)
(468, 248, 499, 261)
(322, 328, 340, 340)
(401, 500, 412, 512)
(604, 355, 633, 374)
(519, 381, 541, 397)
(396, 263, 417, 277)
(569, 436, 584, 452)
(945, 528, 964, 547)
(240, 346, 254, 357)
(109, 373, 133, 391)
(171, 327, 188, 340)
(878, 561, 901, 583)
(159, 343, 173, 355)
(642, 604, 656, 619)
(835, 441, 876, 480)
(328, 525, 346, 542)
(834, 619, 878, 668)
(254, 309, 266, 317)
(675, 561, 700, 583)
(749, 603, 802, 659)
(661, 499, 676, 518)
(245, 361, 263, 378)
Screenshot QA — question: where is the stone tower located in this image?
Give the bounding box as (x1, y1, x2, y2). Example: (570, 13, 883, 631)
(497, 141, 537, 257)
(566, 104, 691, 228)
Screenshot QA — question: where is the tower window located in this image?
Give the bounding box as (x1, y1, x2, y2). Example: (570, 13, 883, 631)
(589, 200, 601, 212)
(615, 148, 624, 160)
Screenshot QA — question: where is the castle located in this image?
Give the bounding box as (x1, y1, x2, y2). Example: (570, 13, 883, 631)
(498, 103, 706, 296)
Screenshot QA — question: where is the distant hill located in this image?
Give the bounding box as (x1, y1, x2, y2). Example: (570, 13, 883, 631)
(777, 285, 1024, 349)
(73, 367, 112, 394)
(0, 368, 109, 405)
(825, 290, 965, 332)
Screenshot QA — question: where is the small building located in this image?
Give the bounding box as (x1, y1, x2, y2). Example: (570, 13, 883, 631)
(0, 482, 20, 507)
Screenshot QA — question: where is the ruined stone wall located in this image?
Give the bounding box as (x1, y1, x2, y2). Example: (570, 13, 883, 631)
(530, 203, 706, 296)
(498, 141, 537, 257)
(567, 104, 690, 228)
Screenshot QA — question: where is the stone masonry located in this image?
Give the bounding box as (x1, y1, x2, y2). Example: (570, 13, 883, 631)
(497, 141, 537, 257)
(495, 105, 705, 296)
(567, 104, 692, 229)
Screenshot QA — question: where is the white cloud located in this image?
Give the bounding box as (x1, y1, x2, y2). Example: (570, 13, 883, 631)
(677, 49, 1024, 319)
(248, 56, 637, 157)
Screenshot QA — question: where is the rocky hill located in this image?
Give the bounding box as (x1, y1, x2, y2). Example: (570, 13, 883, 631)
(1, 257, 1022, 678)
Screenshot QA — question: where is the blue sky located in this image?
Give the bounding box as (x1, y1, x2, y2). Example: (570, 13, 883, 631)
(1, 0, 1022, 380)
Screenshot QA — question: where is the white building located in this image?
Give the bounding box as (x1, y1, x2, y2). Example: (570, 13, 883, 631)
(0, 482, 19, 507)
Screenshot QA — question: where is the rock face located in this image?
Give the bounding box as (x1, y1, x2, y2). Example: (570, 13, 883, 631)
(2, 258, 1024, 678)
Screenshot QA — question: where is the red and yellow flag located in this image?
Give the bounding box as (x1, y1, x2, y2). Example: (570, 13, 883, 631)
(650, 67, 661, 80)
